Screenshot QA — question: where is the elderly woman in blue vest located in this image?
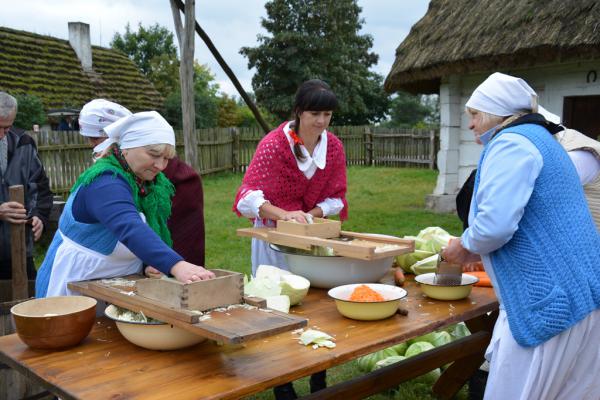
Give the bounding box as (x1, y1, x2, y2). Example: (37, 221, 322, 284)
(442, 72, 600, 399)
(36, 111, 215, 298)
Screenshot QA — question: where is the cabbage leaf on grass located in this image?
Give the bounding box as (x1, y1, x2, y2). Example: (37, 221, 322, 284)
(356, 347, 398, 372)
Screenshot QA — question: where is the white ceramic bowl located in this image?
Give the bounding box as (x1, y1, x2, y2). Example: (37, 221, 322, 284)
(104, 305, 205, 351)
(414, 273, 479, 300)
(270, 244, 394, 289)
(328, 283, 407, 320)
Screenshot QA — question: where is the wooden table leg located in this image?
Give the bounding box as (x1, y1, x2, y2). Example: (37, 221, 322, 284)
(432, 310, 498, 399)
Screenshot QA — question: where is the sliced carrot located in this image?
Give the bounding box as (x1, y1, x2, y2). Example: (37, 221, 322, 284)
(466, 271, 492, 287)
(349, 285, 385, 302)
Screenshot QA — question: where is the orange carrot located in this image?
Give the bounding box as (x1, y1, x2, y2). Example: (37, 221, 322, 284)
(467, 271, 492, 287)
(349, 285, 385, 302)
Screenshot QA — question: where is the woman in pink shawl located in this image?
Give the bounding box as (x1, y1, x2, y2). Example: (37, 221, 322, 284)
(234, 79, 346, 398)
(234, 79, 347, 275)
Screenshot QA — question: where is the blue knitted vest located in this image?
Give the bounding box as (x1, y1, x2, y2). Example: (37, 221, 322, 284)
(473, 123, 600, 347)
(35, 187, 119, 297)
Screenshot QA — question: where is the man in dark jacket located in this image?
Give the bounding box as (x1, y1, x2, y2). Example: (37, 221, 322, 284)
(0, 92, 52, 279)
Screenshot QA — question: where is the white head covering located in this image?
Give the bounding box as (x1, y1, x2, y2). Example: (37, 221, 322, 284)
(465, 72, 561, 124)
(79, 99, 132, 137)
(93, 111, 175, 154)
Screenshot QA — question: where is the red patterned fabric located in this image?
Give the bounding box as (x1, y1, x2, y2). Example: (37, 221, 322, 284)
(234, 122, 348, 220)
(163, 157, 205, 266)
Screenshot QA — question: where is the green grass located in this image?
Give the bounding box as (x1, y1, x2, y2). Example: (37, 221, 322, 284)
(204, 166, 466, 400)
(204, 166, 463, 276)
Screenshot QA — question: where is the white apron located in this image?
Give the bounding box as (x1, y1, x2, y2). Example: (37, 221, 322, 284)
(484, 308, 600, 399)
(46, 228, 143, 297)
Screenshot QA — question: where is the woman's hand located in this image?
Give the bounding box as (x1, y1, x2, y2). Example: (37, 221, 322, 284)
(258, 203, 312, 223)
(170, 261, 216, 284)
(442, 237, 481, 265)
(144, 266, 164, 279)
(281, 210, 313, 224)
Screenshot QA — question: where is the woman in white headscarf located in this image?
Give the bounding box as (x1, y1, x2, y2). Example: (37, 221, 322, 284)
(36, 111, 215, 298)
(78, 99, 132, 150)
(443, 72, 600, 399)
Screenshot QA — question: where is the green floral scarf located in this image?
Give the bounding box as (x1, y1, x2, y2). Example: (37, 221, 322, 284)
(71, 151, 175, 246)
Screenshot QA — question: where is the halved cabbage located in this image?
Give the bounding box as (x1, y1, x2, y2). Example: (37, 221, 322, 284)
(245, 265, 311, 310)
(280, 275, 310, 306)
(266, 295, 291, 313)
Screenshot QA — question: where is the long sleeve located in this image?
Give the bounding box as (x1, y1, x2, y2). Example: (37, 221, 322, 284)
(568, 150, 600, 185)
(317, 197, 344, 217)
(462, 134, 543, 255)
(72, 174, 183, 274)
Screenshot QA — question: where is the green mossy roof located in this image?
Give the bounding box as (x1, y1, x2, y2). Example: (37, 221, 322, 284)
(0, 26, 163, 111)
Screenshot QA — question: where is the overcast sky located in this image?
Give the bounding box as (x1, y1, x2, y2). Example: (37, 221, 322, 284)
(0, 0, 430, 96)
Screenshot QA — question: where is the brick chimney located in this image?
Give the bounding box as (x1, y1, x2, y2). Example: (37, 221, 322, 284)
(68, 22, 92, 70)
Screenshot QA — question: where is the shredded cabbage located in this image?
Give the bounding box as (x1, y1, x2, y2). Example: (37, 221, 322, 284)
(299, 329, 336, 348)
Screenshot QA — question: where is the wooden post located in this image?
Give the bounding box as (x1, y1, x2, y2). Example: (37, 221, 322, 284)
(172, 0, 270, 134)
(170, 0, 199, 172)
(364, 127, 373, 166)
(429, 129, 436, 169)
(231, 127, 240, 172)
(9, 186, 27, 301)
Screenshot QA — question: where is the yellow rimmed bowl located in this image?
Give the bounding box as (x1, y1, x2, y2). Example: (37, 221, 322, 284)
(327, 283, 407, 321)
(104, 305, 205, 351)
(414, 273, 479, 300)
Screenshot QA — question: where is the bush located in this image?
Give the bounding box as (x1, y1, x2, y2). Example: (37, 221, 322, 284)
(13, 93, 47, 130)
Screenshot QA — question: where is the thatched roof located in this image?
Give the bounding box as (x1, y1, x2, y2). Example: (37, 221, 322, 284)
(385, 0, 600, 94)
(0, 26, 163, 111)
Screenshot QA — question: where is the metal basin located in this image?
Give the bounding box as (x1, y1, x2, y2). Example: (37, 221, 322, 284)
(270, 244, 394, 289)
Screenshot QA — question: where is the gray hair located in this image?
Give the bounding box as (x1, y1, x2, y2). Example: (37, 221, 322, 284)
(0, 92, 17, 119)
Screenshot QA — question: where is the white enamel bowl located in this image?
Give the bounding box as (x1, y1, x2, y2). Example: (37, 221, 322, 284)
(105, 305, 205, 351)
(270, 244, 394, 289)
(414, 273, 479, 300)
(328, 283, 407, 320)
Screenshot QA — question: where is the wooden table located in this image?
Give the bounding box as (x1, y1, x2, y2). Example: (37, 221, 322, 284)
(0, 281, 498, 400)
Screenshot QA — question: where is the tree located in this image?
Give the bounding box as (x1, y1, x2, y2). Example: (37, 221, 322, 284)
(386, 92, 439, 128)
(216, 95, 279, 128)
(111, 23, 180, 97)
(13, 94, 46, 130)
(164, 63, 219, 129)
(241, 0, 389, 125)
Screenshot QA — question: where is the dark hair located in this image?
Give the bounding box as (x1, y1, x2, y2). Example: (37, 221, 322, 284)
(292, 79, 338, 161)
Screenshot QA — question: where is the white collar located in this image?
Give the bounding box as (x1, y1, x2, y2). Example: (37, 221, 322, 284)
(283, 121, 327, 171)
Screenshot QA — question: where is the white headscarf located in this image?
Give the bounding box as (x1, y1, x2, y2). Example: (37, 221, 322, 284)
(93, 111, 175, 153)
(79, 99, 132, 137)
(466, 72, 561, 124)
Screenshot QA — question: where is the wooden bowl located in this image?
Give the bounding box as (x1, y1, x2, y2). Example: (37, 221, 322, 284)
(104, 305, 205, 351)
(327, 283, 407, 321)
(414, 273, 479, 300)
(11, 296, 97, 350)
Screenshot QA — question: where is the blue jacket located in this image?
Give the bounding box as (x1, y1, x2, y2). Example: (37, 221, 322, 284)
(473, 123, 600, 347)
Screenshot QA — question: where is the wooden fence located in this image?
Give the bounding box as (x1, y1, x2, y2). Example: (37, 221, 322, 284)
(34, 126, 438, 198)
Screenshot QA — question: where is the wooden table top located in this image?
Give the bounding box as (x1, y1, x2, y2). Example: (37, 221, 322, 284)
(0, 281, 498, 400)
